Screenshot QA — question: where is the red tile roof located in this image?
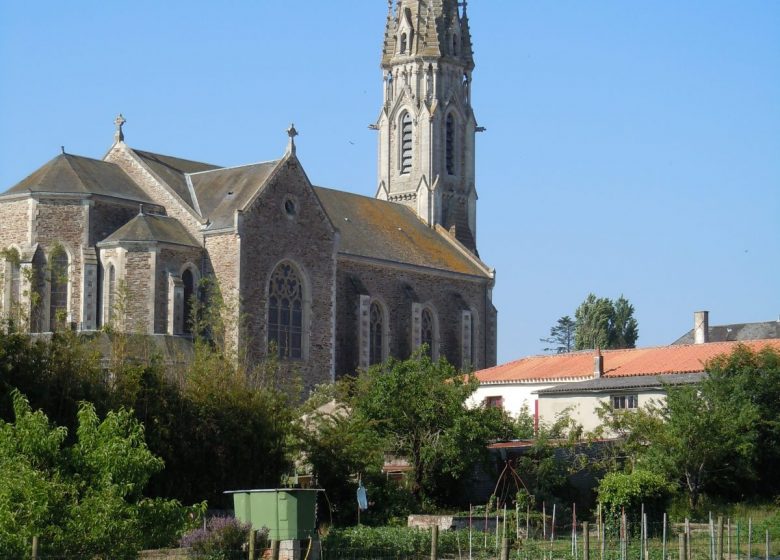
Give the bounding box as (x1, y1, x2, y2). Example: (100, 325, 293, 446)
(476, 339, 780, 384)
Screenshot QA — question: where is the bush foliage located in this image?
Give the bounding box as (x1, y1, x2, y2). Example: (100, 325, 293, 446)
(0, 390, 199, 558)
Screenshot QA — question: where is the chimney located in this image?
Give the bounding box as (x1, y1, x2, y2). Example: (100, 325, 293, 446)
(694, 311, 709, 344)
(593, 348, 603, 378)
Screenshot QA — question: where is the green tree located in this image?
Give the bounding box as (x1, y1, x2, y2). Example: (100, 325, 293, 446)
(594, 347, 766, 510)
(0, 390, 196, 558)
(611, 296, 639, 349)
(540, 315, 576, 353)
(704, 344, 780, 497)
(350, 349, 515, 508)
(574, 293, 638, 350)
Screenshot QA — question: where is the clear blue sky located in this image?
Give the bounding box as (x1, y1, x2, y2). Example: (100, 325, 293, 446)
(1, 1, 778, 363)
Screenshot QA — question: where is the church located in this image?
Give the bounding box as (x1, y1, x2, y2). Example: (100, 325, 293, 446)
(0, 0, 497, 393)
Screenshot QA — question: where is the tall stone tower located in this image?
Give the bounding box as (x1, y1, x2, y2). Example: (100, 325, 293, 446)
(375, 0, 479, 253)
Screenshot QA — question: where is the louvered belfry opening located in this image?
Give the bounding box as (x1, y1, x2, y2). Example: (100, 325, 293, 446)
(400, 112, 413, 174)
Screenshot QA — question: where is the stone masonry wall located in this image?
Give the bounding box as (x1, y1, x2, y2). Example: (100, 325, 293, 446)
(123, 249, 153, 333)
(334, 258, 494, 378)
(203, 232, 241, 349)
(34, 198, 88, 327)
(0, 199, 30, 249)
(237, 159, 337, 396)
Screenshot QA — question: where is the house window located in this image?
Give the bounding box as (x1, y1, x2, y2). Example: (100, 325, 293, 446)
(612, 395, 638, 410)
(446, 113, 455, 175)
(268, 262, 304, 359)
(369, 301, 384, 365)
(49, 250, 69, 331)
(484, 396, 503, 409)
(182, 268, 195, 334)
(400, 112, 413, 174)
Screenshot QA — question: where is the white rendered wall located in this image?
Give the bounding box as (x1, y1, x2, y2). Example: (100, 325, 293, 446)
(538, 390, 668, 433)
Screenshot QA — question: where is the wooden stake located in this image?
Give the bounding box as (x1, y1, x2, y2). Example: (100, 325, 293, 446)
(249, 529, 256, 560)
(663, 513, 668, 560)
(584, 521, 590, 560)
(431, 525, 439, 560)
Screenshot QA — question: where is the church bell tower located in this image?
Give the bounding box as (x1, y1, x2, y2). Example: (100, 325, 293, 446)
(375, 0, 479, 253)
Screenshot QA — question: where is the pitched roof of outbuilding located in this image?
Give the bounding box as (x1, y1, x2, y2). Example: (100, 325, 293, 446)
(1, 153, 153, 203)
(313, 186, 490, 277)
(673, 320, 780, 345)
(100, 213, 200, 247)
(475, 339, 780, 385)
(536, 372, 706, 395)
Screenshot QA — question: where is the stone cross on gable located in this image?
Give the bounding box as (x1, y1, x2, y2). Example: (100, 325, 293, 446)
(114, 114, 126, 143)
(286, 123, 298, 156)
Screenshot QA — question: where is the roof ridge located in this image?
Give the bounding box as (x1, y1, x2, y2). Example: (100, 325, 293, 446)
(131, 148, 220, 169)
(188, 159, 279, 177)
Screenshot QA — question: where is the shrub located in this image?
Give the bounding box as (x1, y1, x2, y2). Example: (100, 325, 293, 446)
(180, 516, 264, 559)
(598, 470, 674, 520)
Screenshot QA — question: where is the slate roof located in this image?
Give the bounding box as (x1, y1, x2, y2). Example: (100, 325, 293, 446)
(1, 153, 153, 203)
(131, 149, 220, 210)
(124, 147, 487, 276)
(475, 339, 780, 384)
(100, 213, 200, 247)
(673, 320, 780, 344)
(189, 162, 279, 230)
(313, 186, 490, 277)
(536, 372, 706, 395)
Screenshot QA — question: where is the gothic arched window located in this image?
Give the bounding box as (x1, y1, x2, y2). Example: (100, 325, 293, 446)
(400, 33, 408, 54)
(400, 112, 413, 174)
(268, 262, 304, 359)
(106, 264, 116, 325)
(446, 113, 455, 175)
(421, 307, 434, 358)
(49, 250, 69, 331)
(369, 301, 385, 365)
(452, 34, 459, 55)
(182, 268, 195, 334)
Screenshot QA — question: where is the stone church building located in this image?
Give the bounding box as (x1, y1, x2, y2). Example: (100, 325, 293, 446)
(0, 0, 497, 392)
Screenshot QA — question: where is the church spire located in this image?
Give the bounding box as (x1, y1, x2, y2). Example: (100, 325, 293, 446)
(375, 0, 480, 253)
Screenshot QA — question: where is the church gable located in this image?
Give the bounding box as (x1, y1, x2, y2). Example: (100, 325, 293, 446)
(235, 154, 338, 393)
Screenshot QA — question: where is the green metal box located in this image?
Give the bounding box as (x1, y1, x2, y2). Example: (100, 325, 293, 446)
(225, 489, 319, 541)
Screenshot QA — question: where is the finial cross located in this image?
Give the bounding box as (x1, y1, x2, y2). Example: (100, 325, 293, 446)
(114, 113, 126, 142)
(286, 123, 298, 156)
